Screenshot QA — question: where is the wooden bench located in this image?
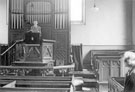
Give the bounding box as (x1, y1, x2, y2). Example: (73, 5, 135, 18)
(0, 80, 71, 88)
(0, 87, 70, 92)
(90, 50, 126, 92)
(0, 76, 72, 81)
(0, 76, 72, 92)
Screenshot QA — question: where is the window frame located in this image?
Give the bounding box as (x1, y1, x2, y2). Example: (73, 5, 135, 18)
(70, 0, 86, 25)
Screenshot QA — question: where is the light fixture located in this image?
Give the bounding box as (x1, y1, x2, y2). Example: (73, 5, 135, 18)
(91, 0, 99, 11)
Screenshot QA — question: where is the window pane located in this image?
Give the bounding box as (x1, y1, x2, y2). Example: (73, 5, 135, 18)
(71, 0, 83, 22)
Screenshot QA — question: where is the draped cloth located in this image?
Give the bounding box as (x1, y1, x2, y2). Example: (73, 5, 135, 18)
(71, 44, 83, 71)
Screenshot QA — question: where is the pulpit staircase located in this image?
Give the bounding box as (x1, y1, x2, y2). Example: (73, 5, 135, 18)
(0, 41, 99, 92)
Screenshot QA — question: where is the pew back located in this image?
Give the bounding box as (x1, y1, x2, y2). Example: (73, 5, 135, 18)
(90, 50, 125, 92)
(0, 87, 70, 92)
(0, 76, 71, 92)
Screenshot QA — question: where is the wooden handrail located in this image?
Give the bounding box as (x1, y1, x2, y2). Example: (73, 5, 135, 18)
(0, 39, 23, 56)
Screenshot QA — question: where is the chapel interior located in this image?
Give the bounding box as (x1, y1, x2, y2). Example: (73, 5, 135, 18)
(0, 0, 134, 92)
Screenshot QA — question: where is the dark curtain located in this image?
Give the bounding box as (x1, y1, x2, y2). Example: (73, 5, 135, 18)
(72, 44, 83, 71)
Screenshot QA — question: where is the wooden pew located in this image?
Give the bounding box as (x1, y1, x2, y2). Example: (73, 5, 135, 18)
(0, 80, 71, 88)
(0, 76, 72, 81)
(90, 50, 126, 92)
(1, 80, 71, 88)
(0, 87, 70, 92)
(0, 76, 72, 88)
(0, 76, 72, 92)
(90, 50, 125, 71)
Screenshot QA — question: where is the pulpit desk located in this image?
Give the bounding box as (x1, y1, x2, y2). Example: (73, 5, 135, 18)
(14, 39, 55, 68)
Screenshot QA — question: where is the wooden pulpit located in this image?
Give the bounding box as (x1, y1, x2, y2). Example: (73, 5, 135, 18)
(13, 39, 55, 67)
(24, 39, 55, 62)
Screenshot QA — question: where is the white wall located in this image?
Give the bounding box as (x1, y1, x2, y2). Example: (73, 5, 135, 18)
(71, 0, 132, 45)
(0, 0, 8, 45)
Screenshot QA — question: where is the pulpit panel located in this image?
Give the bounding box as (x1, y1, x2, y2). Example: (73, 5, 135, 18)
(42, 43, 53, 61)
(24, 44, 41, 61)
